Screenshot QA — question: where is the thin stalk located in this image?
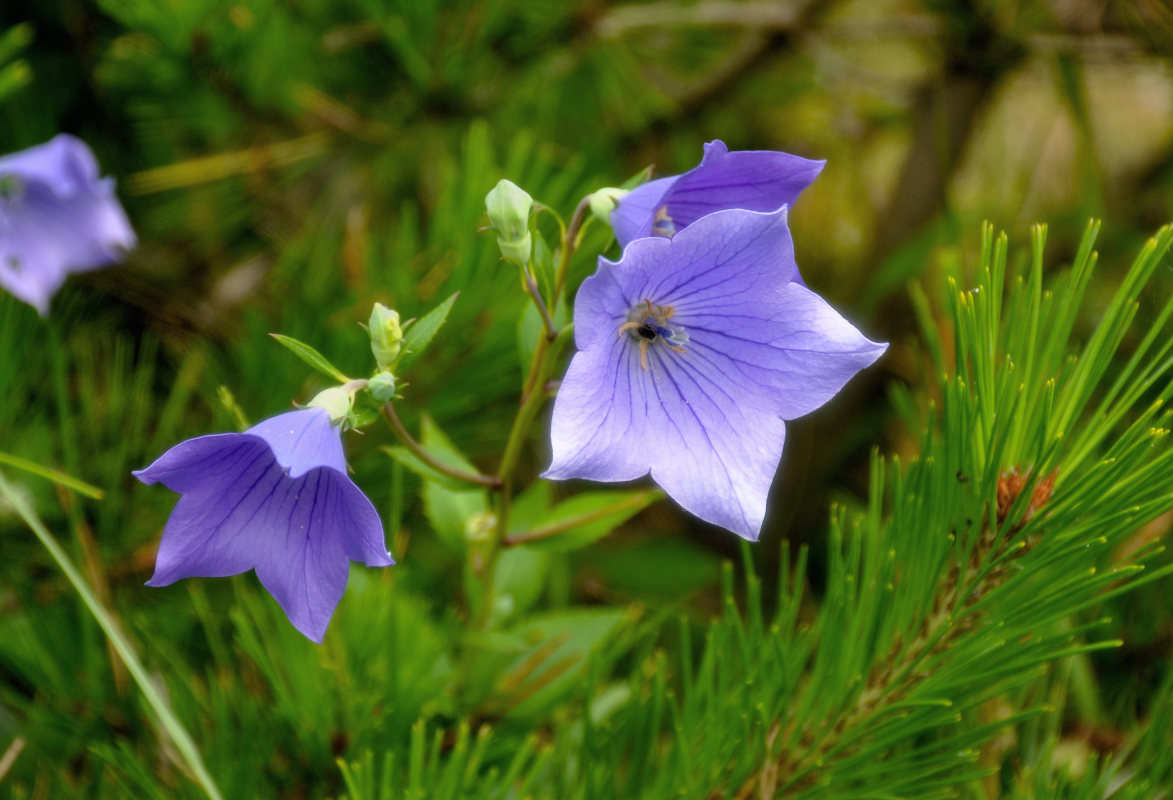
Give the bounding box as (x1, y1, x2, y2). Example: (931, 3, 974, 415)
(553, 195, 591, 303)
(0, 451, 103, 499)
(497, 324, 576, 490)
(524, 273, 558, 342)
(475, 298, 578, 624)
(0, 470, 224, 800)
(380, 401, 501, 489)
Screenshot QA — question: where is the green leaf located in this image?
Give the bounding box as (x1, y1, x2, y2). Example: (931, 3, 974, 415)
(493, 547, 550, 620)
(583, 537, 723, 599)
(397, 292, 459, 372)
(516, 489, 660, 553)
(499, 608, 629, 719)
(508, 480, 553, 532)
(268, 333, 349, 383)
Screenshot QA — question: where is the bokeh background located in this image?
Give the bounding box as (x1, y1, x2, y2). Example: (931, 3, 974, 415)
(2, 0, 1173, 796)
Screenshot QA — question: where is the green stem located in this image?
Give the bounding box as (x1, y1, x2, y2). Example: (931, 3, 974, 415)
(553, 195, 591, 304)
(380, 401, 501, 489)
(470, 192, 593, 627)
(524, 274, 558, 342)
(473, 325, 574, 627)
(0, 470, 224, 800)
(0, 451, 104, 499)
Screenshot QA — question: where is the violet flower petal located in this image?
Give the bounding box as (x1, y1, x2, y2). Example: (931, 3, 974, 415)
(0, 134, 135, 315)
(609, 176, 677, 250)
(545, 205, 885, 541)
(248, 408, 347, 477)
(134, 408, 392, 643)
(610, 140, 824, 249)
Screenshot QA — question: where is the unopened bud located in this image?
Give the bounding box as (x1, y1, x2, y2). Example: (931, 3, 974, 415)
(369, 303, 404, 369)
(588, 187, 629, 226)
(485, 179, 533, 265)
(308, 386, 352, 424)
(368, 371, 396, 403)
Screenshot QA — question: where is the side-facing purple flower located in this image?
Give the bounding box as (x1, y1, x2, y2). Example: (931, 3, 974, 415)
(134, 407, 393, 643)
(544, 206, 886, 541)
(610, 140, 824, 249)
(0, 134, 135, 315)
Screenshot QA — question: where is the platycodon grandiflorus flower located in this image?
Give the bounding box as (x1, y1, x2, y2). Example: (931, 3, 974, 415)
(544, 206, 886, 540)
(0, 134, 135, 314)
(135, 394, 393, 642)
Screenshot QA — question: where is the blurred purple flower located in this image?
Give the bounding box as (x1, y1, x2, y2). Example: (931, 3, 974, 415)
(610, 140, 824, 250)
(544, 206, 885, 541)
(135, 407, 393, 643)
(0, 134, 135, 315)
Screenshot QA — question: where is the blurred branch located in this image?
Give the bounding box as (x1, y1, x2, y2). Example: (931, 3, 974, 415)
(596, 0, 812, 37)
(128, 133, 330, 194)
(612, 0, 834, 135)
(0, 737, 24, 784)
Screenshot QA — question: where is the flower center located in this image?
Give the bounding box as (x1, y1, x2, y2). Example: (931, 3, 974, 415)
(651, 205, 676, 238)
(617, 299, 688, 371)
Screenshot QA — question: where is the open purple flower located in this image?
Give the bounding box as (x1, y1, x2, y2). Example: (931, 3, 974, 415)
(134, 407, 393, 643)
(0, 134, 135, 315)
(544, 206, 886, 541)
(610, 140, 824, 250)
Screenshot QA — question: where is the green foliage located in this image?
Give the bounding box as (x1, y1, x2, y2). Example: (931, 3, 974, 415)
(269, 332, 353, 383)
(4, 0, 1173, 796)
(397, 292, 460, 374)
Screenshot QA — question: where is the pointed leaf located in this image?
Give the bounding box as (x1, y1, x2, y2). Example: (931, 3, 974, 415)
(398, 292, 459, 372)
(268, 333, 349, 383)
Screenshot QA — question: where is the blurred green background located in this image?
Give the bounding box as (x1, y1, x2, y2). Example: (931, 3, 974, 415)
(2, 0, 1173, 796)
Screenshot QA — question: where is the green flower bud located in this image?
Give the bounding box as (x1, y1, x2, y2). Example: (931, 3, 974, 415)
(308, 386, 352, 424)
(497, 233, 532, 266)
(368, 371, 396, 403)
(588, 187, 629, 226)
(485, 179, 533, 265)
(368, 302, 404, 369)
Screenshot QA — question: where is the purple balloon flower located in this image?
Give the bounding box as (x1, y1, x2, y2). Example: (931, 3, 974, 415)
(610, 139, 824, 250)
(0, 134, 136, 315)
(544, 206, 886, 541)
(134, 407, 393, 643)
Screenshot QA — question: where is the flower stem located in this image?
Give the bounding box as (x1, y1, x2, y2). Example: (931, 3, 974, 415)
(469, 192, 593, 628)
(472, 322, 575, 628)
(380, 401, 501, 488)
(553, 195, 592, 303)
(0, 470, 224, 800)
(524, 273, 558, 342)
